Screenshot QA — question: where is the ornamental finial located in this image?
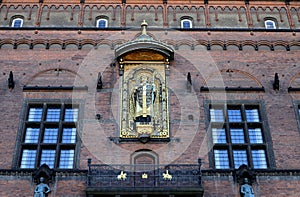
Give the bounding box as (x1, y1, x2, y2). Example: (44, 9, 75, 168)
(141, 20, 148, 35)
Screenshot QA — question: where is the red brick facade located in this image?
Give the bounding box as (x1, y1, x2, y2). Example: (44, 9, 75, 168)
(0, 0, 300, 196)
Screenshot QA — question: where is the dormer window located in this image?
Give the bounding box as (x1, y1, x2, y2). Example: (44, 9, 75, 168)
(11, 17, 24, 28)
(96, 18, 108, 28)
(181, 19, 193, 29)
(264, 19, 276, 29)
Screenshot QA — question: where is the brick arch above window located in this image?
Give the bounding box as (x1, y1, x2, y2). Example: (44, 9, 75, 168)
(131, 150, 159, 165)
(25, 68, 85, 87)
(288, 72, 300, 89)
(203, 69, 263, 88)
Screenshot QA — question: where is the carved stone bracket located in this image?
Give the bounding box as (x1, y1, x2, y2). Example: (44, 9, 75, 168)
(32, 164, 54, 184)
(234, 164, 256, 185)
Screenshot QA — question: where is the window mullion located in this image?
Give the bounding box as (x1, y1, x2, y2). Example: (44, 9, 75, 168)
(241, 104, 246, 122)
(36, 143, 42, 168)
(225, 106, 234, 168)
(247, 143, 253, 169)
(54, 104, 65, 168)
(242, 104, 253, 168)
(244, 123, 249, 143)
(42, 103, 47, 121)
(36, 105, 46, 168)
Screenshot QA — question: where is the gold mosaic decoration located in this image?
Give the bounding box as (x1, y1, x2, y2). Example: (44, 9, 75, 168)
(119, 63, 169, 139)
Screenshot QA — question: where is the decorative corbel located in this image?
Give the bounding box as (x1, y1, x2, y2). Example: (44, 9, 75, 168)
(32, 164, 54, 184)
(234, 164, 255, 185)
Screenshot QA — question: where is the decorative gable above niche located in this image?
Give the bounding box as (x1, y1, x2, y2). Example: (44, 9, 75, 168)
(115, 21, 174, 143)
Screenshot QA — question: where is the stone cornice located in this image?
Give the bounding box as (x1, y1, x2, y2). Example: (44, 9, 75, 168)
(1, 168, 300, 177)
(202, 169, 300, 177)
(0, 169, 88, 177)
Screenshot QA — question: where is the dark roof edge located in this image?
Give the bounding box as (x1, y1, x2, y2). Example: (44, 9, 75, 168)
(0, 27, 299, 32)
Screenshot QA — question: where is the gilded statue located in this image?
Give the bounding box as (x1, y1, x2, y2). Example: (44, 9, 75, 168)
(131, 75, 156, 123)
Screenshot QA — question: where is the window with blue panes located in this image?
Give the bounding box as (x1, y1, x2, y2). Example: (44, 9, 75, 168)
(59, 150, 75, 169)
(28, 108, 43, 121)
(46, 108, 61, 122)
(64, 108, 78, 122)
(96, 19, 108, 28)
(12, 18, 23, 28)
(181, 19, 192, 29)
(209, 103, 270, 169)
(214, 149, 230, 169)
(264, 20, 276, 29)
(19, 103, 79, 169)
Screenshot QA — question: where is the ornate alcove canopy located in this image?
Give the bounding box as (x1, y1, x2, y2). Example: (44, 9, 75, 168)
(115, 20, 174, 63)
(115, 21, 174, 142)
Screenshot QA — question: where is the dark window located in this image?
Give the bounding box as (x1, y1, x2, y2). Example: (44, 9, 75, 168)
(19, 103, 79, 169)
(208, 103, 271, 169)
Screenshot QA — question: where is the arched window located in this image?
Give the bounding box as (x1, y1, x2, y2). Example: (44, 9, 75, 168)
(96, 18, 108, 28)
(11, 17, 24, 28)
(181, 19, 192, 29)
(264, 19, 276, 29)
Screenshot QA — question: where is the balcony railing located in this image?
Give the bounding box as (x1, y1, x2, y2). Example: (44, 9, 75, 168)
(86, 159, 203, 195)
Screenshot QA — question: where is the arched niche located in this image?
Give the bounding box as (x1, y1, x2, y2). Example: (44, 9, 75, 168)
(115, 21, 174, 142)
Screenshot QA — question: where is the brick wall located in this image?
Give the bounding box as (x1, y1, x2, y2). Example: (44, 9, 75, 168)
(0, 2, 300, 194)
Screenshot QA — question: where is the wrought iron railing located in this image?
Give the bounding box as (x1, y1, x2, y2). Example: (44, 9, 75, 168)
(87, 159, 202, 189)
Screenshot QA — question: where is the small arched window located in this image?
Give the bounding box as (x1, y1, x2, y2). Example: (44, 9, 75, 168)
(11, 17, 24, 28)
(181, 19, 192, 29)
(264, 19, 276, 29)
(96, 18, 108, 28)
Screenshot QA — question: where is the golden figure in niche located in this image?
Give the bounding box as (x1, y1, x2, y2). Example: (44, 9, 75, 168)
(131, 75, 156, 123)
(120, 66, 169, 140)
(116, 20, 173, 140)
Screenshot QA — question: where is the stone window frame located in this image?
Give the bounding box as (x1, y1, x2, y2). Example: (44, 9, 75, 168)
(10, 15, 24, 28)
(95, 16, 109, 28)
(180, 17, 193, 29)
(264, 17, 277, 29)
(204, 100, 275, 170)
(13, 99, 84, 170)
